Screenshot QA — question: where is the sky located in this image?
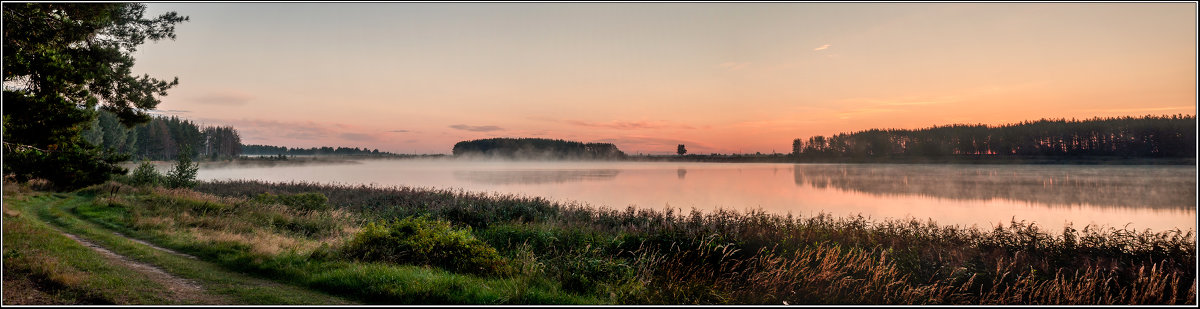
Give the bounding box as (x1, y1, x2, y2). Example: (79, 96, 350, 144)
(131, 2, 1197, 155)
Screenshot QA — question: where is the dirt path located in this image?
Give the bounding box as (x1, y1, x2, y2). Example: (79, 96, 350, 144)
(6, 192, 358, 305)
(111, 232, 198, 260)
(56, 231, 231, 304)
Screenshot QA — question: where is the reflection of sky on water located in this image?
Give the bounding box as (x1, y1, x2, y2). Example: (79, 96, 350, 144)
(196, 160, 1197, 232)
(453, 169, 620, 185)
(791, 164, 1196, 210)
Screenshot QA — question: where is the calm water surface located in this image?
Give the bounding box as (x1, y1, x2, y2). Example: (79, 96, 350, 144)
(195, 160, 1197, 232)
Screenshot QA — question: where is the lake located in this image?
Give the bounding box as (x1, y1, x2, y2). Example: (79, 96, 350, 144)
(194, 159, 1197, 233)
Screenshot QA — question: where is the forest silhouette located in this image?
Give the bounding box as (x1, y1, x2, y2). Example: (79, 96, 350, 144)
(791, 115, 1195, 159)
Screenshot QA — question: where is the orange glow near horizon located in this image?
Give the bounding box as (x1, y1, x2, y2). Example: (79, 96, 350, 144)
(131, 3, 1197, 154)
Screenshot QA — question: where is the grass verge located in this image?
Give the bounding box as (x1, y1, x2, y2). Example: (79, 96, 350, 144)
(194, 179, 1197, 305)
(3, 192, 176, 304)
(9, 178, 1192, 305)
(3, 187, 356, 305)
(67, 181, 598, 304)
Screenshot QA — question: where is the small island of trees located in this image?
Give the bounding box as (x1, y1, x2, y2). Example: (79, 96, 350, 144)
(452, 138, 626, 160)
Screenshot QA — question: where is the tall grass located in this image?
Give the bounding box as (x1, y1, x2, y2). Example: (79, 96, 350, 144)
(2, 192, 184, 304)
(192, 179, 1196, 304)
(74, 181, 592, 304)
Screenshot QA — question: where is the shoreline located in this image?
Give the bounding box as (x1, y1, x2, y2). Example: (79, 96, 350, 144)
(4, 178, 1195, 305)
(129, 155, 1199, 166)
(195, 178, 1197, 235)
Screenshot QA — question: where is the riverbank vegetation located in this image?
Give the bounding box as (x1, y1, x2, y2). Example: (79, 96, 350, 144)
(32, 178, 1186, 304)
(5, 176, 1194, 304)
(2, 183, 358, 304)
(4, 3, 1192, 304)
(190, 180, 1195, 304)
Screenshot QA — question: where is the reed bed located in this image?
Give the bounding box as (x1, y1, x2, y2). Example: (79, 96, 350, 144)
(76, 181, 590, 304)
(172, 179, 1196, 304)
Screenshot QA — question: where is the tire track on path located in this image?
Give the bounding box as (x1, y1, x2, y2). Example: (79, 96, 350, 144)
(55, 229, 231, 304)
(41, 194, 358, 305)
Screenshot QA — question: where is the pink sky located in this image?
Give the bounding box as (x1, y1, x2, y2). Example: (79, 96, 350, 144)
(132, 3, 1197, 155)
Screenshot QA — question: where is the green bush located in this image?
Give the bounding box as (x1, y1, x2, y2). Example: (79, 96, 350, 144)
(164, 146, 198, 189)
(340, 216, 511, 277)
(129, 161, 162, 187)
(252, 192, 330, 211)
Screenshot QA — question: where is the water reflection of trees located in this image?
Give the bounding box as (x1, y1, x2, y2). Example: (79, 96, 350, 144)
(792, 165, 1196, 209)
(454, 169, 620, 185)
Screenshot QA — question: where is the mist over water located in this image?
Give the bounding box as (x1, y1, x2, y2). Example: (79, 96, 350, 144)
(453, 169, 621, 185)
(195, 159, 1197, 232)
(792, 164, 1195, 210)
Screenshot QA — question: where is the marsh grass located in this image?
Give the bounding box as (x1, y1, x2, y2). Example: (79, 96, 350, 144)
(72, 181, 591, 304)
(192, 179, 1196, 304)
(340, 216, 512, 276)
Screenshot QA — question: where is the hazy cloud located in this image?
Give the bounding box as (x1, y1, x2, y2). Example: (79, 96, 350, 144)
(837, 108, 900, 119)
(1086, 106, 1194, 113)
(566, 120, 695, 130)
(813, 44, 831, 51)
(210, 118, 333, 140)
(450, 124, 504, 132)
(523, 115, 562, 123)
(386, 129, 411, 133)
(882, 101, 944, 107)
(339, 133, 376, 141)
(733, 119, 819, 129)
(191, 90, 254, 106)
(718, 62, 751, 70)
(832, 96, 960, 119)
(201, 118, 384, 145)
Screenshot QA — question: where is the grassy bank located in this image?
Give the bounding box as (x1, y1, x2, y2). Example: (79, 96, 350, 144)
(63, 181, 596, 304)
(8, 178, 1194, 304)
(185, 180, 1195, 304)
(2, 184, 358, 305)
(3, 192, 173, 304)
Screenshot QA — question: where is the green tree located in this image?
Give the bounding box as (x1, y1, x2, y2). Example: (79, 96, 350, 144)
(3, 3, 187, 189)
(81, 116, 104, 145)
(97, 110, 128, 151)
(677, 144, 687, 156)
(164, 145, 198, 189)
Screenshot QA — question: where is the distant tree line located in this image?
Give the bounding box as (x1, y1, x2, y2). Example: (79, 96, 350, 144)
(82, 110, 243, 161)
(241, 144, 398, 156)
(791, 115, 1196, 159)
(452, 138, 626, 160)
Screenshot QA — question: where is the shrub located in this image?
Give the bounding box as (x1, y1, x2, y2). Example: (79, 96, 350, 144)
(129, 161, 162, 187)
(164, 146, 198, 189)
(340, 216, 511, 276)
